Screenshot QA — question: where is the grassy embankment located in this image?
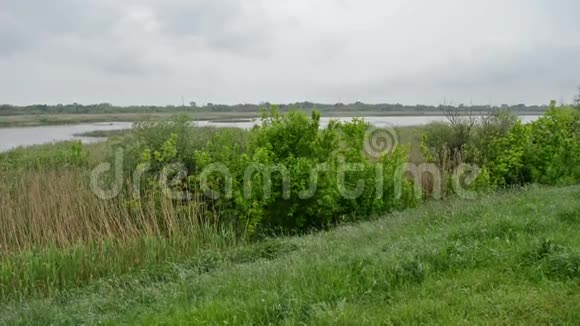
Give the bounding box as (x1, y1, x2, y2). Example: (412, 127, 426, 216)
(0, 185, 578, 324)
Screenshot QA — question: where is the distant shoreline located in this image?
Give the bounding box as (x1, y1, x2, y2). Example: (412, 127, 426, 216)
(0, 110, 545, 128)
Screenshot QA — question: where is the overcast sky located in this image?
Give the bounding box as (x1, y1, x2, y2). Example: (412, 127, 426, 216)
(1, 0, 579, 106)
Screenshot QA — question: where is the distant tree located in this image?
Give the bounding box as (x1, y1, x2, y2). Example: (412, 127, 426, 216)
(441, 103, 477, 161)
(0, 101, 551, 115)
(574, 86, 580, 107)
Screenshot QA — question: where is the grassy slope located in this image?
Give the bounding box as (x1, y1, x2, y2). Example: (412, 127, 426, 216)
(1, 185, 579, 324)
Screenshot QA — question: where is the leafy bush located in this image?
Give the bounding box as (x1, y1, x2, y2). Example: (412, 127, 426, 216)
(421, 104, 580, 191)
(111, 115, 246, 196)
(480, 120, 532, 186)
(131, 114, 205, 174)
(526, 103, 580, 185)
(193, 109, 417, 234)
(419, 121, 479, 196)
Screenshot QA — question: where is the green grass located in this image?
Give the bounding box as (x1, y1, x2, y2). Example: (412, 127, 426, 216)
(0, 228, 242, 299)
(1, 185, 578, 324)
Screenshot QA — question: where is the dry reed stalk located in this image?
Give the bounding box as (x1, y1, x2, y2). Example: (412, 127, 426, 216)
(0, 169, 213, 254)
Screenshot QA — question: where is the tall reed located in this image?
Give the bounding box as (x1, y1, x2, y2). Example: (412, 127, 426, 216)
(0, 168, 240, 298)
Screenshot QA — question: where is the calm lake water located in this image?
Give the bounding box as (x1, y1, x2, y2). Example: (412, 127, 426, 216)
(0, 115, 541, 152)
(0, 122, 133, 152)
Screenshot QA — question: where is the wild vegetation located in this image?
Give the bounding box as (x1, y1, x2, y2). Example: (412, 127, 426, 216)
(420, 101, 579, 196)
(1, 185, 578, 324)
(0, 103, 578, 322)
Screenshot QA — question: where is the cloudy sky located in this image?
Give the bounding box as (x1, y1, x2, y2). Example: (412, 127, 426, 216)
(1, 0, 579, 106)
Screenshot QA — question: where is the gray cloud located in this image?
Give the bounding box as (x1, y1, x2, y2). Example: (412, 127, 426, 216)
(0, 1, 120, 52)
(0, 21, 27, 56)
(0, 0, 579, 105)
(154, 0, 243, 36)
(150, 0, 289, 57)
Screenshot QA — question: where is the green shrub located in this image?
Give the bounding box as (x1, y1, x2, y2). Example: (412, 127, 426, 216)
(113, 115, 246, 197)
(482, 121, 532, 186)
(421, 105, 579, 191)
(131, 114, 201, 174)
(194, 109, 417, 234)
(526, 103, 580, 185)
(420, 122, 470, 169)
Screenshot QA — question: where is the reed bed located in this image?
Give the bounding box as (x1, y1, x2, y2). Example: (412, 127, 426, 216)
(0, 169, 240, 298)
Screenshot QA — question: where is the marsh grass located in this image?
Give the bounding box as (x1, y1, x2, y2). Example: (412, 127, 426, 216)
(0, 126, 249, 299)
(0, 168, 241, 298)
(1, 169, 212, 250)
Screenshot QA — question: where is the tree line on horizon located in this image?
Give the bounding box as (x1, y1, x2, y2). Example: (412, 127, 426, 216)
(0, 101, 551, 116)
